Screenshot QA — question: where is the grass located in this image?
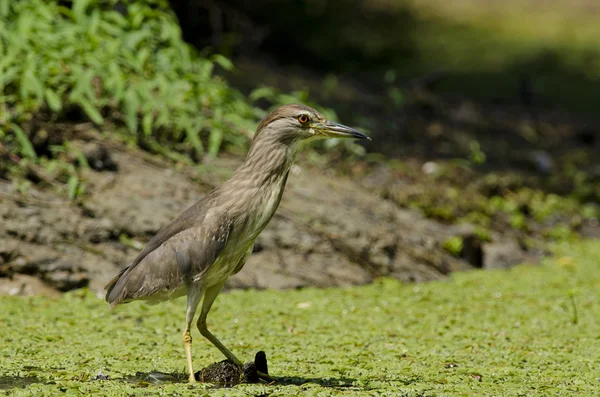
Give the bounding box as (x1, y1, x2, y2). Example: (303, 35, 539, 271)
(1, 240, 599, 396)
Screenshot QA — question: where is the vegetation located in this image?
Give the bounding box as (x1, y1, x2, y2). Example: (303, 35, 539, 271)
(2, 240, 599, 396)
(389, 165, 600, 243)
(0, 0, 260, 158)
(0, 0, 259, 200)
(1, 2, 598, 395)
(0, 0, 364, 201)
(0, 0, 595, 233)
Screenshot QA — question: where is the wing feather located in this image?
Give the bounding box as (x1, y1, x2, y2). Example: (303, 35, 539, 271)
(106, 207, 231, 307)
(130, 197, 212, 269)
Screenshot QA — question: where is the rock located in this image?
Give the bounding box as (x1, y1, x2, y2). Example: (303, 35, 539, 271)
(0, 138, 542, 297)
(0, 274, 60, 297)
(82, 142, 118, 172)
(0, 239, 19, 263)
(42, 269, 89, 292)
(80, 217, 116, 243)
(85, 152, 201, 237)
(482, 239, 526, 270)
(530, 150, 554, 175)
(0, 240, 59, 276)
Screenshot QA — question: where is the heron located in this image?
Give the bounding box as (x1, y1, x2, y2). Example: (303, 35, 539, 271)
(105, 104, 370, 382)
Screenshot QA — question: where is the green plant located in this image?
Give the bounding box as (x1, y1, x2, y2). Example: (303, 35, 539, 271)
(568, 289, 579, 325)
(443, 236, 464, 256)
(468, 140, 486, 165)
(0, 0, 260, 161)
(0, 0, 362, 201)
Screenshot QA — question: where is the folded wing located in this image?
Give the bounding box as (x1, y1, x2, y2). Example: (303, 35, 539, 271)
(106, 209, 231, 307)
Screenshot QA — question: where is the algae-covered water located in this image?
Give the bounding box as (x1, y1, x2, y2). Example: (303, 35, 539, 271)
(1, 241, 599, 396)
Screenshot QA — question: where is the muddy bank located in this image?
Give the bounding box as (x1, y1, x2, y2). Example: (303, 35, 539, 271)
(0, 134, 531, 297)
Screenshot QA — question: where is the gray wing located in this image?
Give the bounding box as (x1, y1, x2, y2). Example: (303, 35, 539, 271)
(129, 198, 212, 271)
(106, 209, 231, 307)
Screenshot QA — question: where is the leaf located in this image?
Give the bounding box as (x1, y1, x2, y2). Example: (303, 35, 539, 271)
(87, 9, 100, 35)
(0, 0, 9, 18)
(130, 9, 145, 30)
(103, 9, 128, 28)
(249, 87, 276, 102)
(184, 123, 203, 155)
(36, 2, 55, 21)
(67, 174, 79, 200)
(123, 90, 139, 133)
(17, 13, 34, 38)
(106, 63, 124, 101)
(76, 96, 104, 125)
(0, 66, 19, 89)
(72, 0, 91, 23)
(198, 62, 214, 81)
(142, 112, 153, 136)
(10, 123, 36, 160)
(136, 47, 150, 68)
(98, 18, 122, 36)
(212, 54, 234, 71)
(0, 46, 18, 71)
(44, 88, 62, 112)
(208, 126, 223, 157)
(76, 151, 89, 169)
(124, 30, 150, 50)
(56, 5, 75, 20)
(69, 68, 95, 103)
(21, 67, 45, 103)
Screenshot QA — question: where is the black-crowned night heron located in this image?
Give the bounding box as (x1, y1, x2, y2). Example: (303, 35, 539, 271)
(105, 104, 369, 383)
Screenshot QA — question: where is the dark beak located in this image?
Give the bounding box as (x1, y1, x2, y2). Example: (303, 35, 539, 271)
(319, 121, 371, 140)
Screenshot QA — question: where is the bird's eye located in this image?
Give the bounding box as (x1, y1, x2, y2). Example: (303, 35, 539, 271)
(298, 114, 310, 125)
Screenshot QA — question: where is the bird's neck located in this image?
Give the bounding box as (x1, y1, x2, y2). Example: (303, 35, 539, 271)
(216, 139, 298, 229)
(236, 138, 299, 188)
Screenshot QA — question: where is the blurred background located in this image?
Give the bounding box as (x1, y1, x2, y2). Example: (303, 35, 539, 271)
(1, 0, 599, 296)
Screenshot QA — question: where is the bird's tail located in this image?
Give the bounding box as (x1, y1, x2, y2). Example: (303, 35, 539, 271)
(104, 266, 130, 307)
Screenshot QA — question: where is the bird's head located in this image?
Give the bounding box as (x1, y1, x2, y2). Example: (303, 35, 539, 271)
(251, 104, 370, 149)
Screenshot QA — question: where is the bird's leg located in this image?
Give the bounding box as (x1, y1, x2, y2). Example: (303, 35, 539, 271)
(184, 283, 203, 383)
(183, 330, 193, 382)
(197, 281, 243, 368)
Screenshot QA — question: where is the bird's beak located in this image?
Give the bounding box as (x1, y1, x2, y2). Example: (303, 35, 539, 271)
(316, 120, 371, 140)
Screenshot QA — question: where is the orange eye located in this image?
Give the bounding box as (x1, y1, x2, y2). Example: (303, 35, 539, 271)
(298, 114, 310, 124)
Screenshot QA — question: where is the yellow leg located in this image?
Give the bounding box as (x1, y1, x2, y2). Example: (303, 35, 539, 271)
(197, 282, 243, 368)
(184, 284, 203, 383)
(183, 329, 195, 383)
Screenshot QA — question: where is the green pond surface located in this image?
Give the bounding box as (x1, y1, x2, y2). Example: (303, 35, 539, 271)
(1, 240, 599, 396)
